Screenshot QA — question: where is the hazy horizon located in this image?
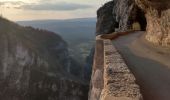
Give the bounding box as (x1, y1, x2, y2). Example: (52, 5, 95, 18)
(16, 17, 96, 22)
(0, 0, 111, 21)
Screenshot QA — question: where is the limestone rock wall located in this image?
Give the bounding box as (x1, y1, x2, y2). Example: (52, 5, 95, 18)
(96, 0, 146, 35)
(113, 0, 137, 31)
(89, 36, 143, 100)
(88, 39, 104, 100)
(96, 1, 116, 35)
(97, 0, 170, 46)
(135, 0, 170, 46)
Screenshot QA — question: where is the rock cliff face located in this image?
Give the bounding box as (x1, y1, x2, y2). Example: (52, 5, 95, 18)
(135, 0, 170, 47)
(96, 0, 146, 35)
(113, 0, 137, 31)
(0, 17, 88, 100)
(96, 1, 116, 35)
(96, 0, 170, 46)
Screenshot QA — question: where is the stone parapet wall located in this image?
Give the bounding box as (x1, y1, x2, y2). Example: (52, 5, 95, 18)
(88, 39, 104, 100)
(89, 36, 143, 100)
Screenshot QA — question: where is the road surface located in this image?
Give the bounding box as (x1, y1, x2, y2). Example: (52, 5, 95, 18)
(113, 31, 170, 100)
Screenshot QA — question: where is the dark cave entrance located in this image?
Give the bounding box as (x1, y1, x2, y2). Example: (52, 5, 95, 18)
(134, 8, 147, 31)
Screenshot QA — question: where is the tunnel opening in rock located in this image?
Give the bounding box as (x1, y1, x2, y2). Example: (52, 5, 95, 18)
(135, 8, 147, 31)
(115, 21, 119, 28)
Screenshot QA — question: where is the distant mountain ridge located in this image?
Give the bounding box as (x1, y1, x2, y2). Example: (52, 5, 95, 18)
(17, 18, 96, 41)
(17, 17, 96, 23)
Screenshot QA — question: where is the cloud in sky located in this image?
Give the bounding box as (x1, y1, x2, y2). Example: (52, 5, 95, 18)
(0, 0, 111, 21)
(0, 1, 93, 11)
(0, 1, 25, 5)
(20, 2, 93, 11)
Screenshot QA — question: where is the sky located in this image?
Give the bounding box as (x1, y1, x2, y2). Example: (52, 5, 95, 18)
(0, 0, 111, 21)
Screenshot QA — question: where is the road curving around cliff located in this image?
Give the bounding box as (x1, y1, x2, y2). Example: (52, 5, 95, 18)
(113, 31, 170, 100)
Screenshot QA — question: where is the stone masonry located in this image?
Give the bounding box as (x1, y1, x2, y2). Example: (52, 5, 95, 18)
(89, 36, 143, 100)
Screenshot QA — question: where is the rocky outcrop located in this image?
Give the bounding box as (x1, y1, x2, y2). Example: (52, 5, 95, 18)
(97, 0, 170, 46)
(96, 0, 131, 35)
(135, 0, 170, 47)
(113, 0, 147, 31)
(0, 17, 88, 100)
(96, 0, 146, 35)
(96, 1, 116, 35)
(113, 0, 137, 31)
(89, 36, 142, 100)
